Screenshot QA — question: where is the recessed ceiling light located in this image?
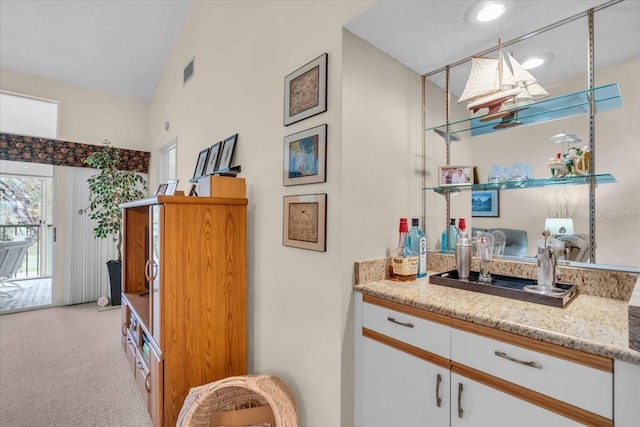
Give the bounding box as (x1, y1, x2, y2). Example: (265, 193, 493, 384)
(519, 52, 555, 70)
(476, 3, 505, 22)
(463, 1, 509, 25)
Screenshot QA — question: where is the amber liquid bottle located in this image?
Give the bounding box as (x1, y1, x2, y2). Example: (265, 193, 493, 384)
(391, 218, 419, 281)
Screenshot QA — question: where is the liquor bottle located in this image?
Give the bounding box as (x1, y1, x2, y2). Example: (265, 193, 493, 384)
(409, 218, 427, 278)
(441, 218, 458, 252)
(391, 218, 419, 281)
(455, 217, 472, 278)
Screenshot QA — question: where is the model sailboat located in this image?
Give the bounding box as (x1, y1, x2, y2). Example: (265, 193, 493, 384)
(458, 40, 549, 121)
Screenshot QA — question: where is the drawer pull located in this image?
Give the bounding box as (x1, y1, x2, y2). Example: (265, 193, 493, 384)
(494, 351, 542, 369)
(122, 322, 127, 336)
(137, 361, 143, 370)
(387, 317, 414, 328)
(145, 373, 151, 392)
(435, 373, 442, 408)
(457, 383, 463, 419)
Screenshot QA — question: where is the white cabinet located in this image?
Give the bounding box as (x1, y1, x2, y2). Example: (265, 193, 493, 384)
(362, 336, 449, 427)
(450, 372, 582, 427)
(355, 293, 615, 427)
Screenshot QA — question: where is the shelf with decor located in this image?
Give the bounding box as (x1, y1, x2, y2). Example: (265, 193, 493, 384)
(424, 173, 616, 193)
(426, 84, 622, 138)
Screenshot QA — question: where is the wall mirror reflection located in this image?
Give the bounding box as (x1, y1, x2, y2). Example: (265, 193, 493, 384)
(422, 1, 638, 269)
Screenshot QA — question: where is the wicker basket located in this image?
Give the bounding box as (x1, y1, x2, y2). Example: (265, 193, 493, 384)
(177, 375, 297, 427)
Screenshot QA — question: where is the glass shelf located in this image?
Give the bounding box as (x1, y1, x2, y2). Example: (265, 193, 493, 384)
(426, 84, 623, 138)
(424, 173, 616, 192)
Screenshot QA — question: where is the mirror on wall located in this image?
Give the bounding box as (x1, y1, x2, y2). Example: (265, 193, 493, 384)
(424, 2, 639, 269)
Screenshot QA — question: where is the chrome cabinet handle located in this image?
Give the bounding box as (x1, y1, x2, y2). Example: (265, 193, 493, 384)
(145, 373, 151, 392)
(387, 317, 414, 328)
(457, 383, 463, 419)
(137, 361, 143, 370)
(435, 373, 442, 408)
(122, 322, 127, 336)
(494, 351, 542, 369)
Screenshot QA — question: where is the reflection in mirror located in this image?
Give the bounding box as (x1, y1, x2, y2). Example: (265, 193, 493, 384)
(425, 2, 639, 269)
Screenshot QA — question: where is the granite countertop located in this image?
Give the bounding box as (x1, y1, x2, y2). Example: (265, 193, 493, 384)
(355, 274, 640, 365)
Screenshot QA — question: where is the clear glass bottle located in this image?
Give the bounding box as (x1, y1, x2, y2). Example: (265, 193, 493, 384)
(391, 218, 419, 281)
(409, 218, 427, 278)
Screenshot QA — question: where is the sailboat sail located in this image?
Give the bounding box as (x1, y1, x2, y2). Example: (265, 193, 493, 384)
(457, 40, 548, 116)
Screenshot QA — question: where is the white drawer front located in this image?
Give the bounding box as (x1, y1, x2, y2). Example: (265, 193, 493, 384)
(451, 328, 612, 419)
(362, 302, 450, 359)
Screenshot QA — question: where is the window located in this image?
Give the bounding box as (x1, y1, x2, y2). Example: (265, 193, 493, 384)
(0, 92, 58, 139)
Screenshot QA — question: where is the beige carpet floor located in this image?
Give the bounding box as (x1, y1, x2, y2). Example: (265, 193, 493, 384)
(0, 303, 153, 426)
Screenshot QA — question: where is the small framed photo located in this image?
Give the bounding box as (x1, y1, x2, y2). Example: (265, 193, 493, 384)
(193, 148, 209, 179)
(472, 189, 500, 217)
(165, 179, 179, 196)
(218, 134, 238, 171)
(284, 53, 327, 126)
(284, 124, 327, 186)
(205, 141, 222, 175)
(189, 184, 198, 197)
(155, 183, 168, 196)
(438, 165, 474, 186)
(283, 193, 327, 252)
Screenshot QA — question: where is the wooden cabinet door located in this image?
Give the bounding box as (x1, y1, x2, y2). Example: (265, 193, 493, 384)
(450, 372, 582, 427)
(149, 204, 162, 346)
(362, 336, 449, 427)
(149, 346, 163, 427)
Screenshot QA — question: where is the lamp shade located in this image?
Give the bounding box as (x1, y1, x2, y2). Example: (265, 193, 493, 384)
(544, 218, 574, 236)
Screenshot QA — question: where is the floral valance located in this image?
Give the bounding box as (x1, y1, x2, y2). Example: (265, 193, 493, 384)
(0, 133, 150, 173)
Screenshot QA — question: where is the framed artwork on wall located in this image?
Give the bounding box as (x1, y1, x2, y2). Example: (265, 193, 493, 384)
(283, 124, 327, 186)
(472, 189, 500, 217)
(205, 141, 222, 175)
(284, 53, 328, 126)
(283, 193, 327, 252)
(218, 134, 238, 171)
(193, 148, 209, 179)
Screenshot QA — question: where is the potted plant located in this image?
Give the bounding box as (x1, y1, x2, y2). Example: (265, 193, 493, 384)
(78, 140, 147, 305)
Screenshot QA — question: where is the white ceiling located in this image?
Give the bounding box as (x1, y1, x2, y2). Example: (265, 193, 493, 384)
(345, 0, 640, 96)
(0, 0, 192, 101)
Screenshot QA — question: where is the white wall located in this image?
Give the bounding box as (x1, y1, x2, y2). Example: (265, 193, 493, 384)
(147, 2, 376, 425)
(0, 69, 149, 150)
(341, 28, 422, 424)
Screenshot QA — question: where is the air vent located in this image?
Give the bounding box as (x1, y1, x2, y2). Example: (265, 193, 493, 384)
(183, 57, 195, 85)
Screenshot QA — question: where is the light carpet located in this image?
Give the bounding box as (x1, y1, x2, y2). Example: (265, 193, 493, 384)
(0, 303, 153, 426)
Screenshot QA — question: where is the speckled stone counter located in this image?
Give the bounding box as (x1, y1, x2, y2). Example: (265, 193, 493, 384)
(354, 271, 640, 365)
(629, 276, 640, 352)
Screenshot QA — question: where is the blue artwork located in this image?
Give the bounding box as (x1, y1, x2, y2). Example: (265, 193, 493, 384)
(472, 190, 499, 217)
(288, 135, 319, 178)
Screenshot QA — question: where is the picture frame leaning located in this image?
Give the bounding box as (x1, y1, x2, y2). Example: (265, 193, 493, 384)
(205, 141, 223, 175)
(283, 124, 327, 186)
(284, 53, 328, 126)
(193, 148, 209, 179)
(218, 134, 238, 171)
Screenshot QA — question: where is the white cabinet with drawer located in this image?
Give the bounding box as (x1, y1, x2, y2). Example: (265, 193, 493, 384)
(451, 327, 613, 419)
(355, 292, 615, 427)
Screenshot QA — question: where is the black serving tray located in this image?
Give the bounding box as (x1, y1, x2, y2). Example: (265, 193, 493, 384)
(429, 270, 578, 308)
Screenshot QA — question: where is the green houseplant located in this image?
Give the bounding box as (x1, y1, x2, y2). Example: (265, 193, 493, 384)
(78, 140, 147, 305)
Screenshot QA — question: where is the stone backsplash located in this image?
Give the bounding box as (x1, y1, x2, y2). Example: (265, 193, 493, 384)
(354, 253, 639, 301)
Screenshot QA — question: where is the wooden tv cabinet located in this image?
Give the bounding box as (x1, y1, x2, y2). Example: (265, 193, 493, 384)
(120, 195, 247, 426)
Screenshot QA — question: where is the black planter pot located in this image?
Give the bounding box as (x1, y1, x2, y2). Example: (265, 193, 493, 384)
(107, 260, 122, 306)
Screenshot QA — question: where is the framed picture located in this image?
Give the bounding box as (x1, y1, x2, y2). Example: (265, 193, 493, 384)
(189, 184, 198, 197)
(166, 179, 179, 196)
(283, 124, 327, 186)
(155, 183, 168, 196)
(193, 148, 209, 179)
(205, 141, 222, 175)
(438, 165, 474, 186)
(284, 53, 327, 126)
(472, 189, 500, 217)
(283, 193, 327, 252)
(218, 134, 238, 171)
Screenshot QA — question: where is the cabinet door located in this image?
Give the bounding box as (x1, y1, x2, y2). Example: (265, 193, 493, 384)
(149, 204, 162, 346)
(450, 372, 582, 427)
(362, 336, 449, 427)
(149, 346, 163, 427)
